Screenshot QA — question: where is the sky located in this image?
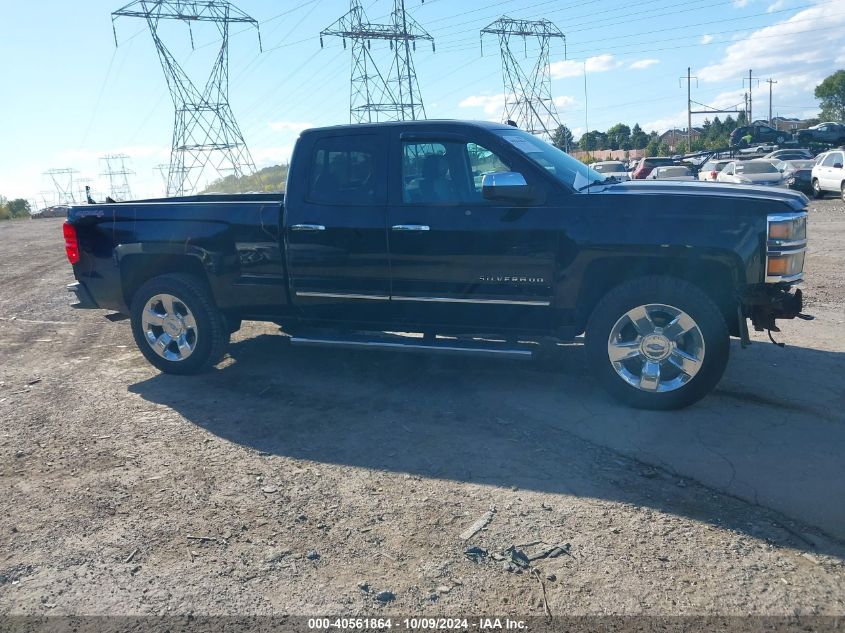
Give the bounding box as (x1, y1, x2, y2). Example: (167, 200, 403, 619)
(1, 0, 843, 205)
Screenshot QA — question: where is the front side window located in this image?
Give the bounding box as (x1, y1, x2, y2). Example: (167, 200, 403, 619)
(402, 140, 513, 204)
(821, 153, 837, 167)
(492, 128, 600, 190)
(308, 135, 384, 205)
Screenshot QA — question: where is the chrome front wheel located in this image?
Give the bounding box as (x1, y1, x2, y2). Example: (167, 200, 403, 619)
(607, 304, 705, 393)
(141, 293, 199, 362)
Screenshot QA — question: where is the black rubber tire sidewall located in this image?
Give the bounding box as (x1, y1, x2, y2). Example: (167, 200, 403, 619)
(812, 179, 823, 198)
(585, 276, 730, 410)
(130, 274, 229, 375)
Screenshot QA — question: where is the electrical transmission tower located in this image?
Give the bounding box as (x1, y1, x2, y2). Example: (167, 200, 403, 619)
(112, 1, 262, 197)
(44, 168, 79, 205)
(321, 0, 434, 123)
(481, 16, 567, 142)
(100, 154, 135, 201)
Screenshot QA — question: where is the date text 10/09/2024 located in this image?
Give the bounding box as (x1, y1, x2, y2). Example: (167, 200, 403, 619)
(307, 618, 528, 630)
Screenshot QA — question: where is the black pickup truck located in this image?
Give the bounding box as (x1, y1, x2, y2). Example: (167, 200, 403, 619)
(64, 120, 810, 409)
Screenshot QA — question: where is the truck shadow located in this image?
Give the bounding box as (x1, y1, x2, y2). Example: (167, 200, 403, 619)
(129, 331, 845, 557)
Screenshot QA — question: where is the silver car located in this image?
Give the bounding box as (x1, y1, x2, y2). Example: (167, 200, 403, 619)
(647, 165, 696, 181)
(698, 159, 732, 181)
(716, 160, 785, 187)
(591, 160, 630, 181)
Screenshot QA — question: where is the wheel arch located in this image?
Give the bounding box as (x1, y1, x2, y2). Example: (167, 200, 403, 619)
(119, 253, 210, 309)
(573, 256, 740, 336)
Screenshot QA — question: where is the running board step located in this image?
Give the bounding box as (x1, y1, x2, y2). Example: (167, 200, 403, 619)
(288, 334, 535, 360)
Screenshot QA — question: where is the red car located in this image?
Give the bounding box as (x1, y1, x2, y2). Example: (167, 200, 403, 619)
(632, 157, 675, 179)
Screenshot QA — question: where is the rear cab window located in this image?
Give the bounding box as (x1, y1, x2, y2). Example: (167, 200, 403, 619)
(307, 135, 387, 205)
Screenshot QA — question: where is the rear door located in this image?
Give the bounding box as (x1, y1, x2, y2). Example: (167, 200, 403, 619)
(284, 131, 390, 322)
(386, 131, 557, 331)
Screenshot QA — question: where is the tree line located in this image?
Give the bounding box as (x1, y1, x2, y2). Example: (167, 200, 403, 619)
(550, 112, 752, 158)
(0, 197, 32, 221)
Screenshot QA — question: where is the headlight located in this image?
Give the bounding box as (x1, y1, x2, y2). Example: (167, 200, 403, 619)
(766, 213, 807, 283)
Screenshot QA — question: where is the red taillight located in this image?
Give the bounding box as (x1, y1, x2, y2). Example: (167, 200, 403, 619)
(711, 170, 718, 180)
(63, 222, 80, 265)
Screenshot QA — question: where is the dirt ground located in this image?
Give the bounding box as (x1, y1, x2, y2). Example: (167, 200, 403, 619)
(1, 200, 844, 618)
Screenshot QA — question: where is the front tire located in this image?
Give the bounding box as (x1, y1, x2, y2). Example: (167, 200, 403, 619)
(585, 276, 729, 410)
(812, 178, 824, 199)
(130, 274, 229, 375)
(841, 182, 845, 203)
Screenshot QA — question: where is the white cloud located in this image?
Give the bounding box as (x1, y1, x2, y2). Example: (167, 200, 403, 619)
(698, 4, 845, 83)
(642, 110, 687, 134)
(767, 0, 787, 11)
(733, 0, 749, 7)
(268, 121, 313, 134)
(251, 146, 295, 166)
(458, 93, 507, 115)
(549, 54, 621, 79)
(630, 59, 659, 70)
(700, 34, 714, 44)
(553, 95, 577, 108)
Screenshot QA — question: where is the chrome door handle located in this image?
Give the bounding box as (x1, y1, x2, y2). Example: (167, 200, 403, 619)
(391, 224, 430, 232)
(291, 224, 326, 232)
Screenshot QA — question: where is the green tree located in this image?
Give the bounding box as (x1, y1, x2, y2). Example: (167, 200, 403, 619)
(630, 123, 649, 150)
(606, 123, 631, 150)
(550, 125, 574, 151)
(202, 164, 289, 194)
(815, 70, 845, 121)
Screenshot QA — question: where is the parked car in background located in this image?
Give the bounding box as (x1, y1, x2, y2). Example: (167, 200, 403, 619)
(591, 161, 630, 181)
(797, 122, 845, 146)
(730, 124, 791, 147)
(810, 149, 845, 200)
(698, 159, 732, 181)
(647, 165, 696, 181)
(764, 149, 814, 161)
(631, 156, 674, 179)
(777, 160, 816, 196)
(717, 160, 785, 187)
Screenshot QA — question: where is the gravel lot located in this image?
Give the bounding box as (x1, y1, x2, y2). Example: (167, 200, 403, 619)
(1, 199, 844, 617)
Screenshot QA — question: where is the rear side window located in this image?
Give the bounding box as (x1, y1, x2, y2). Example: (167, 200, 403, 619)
(821, 153, 837, 167)
(308, 135, 385, 205)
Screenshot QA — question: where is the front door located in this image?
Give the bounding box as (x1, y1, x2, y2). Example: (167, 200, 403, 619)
(285, 131, 390, 322)
(387, 133, 557, 332)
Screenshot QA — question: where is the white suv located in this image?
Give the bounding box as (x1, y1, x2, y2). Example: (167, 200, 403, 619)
(811, 150, 845, 201)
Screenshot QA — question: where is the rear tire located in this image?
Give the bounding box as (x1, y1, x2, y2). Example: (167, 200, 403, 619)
(841, 182, 845, 203)
(585, 276, 730, 410)
(130, 274, 229, 375)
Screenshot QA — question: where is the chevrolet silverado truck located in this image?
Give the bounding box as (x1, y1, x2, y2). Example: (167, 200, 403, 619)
(63, 121, 810, 409)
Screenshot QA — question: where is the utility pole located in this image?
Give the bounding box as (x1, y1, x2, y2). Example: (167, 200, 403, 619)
(321, 0, 433, 123)
(100, 154, 135, 201)
(112, 1, 262, 197)
(44, 168, 79, 205)
(481, 17, 567, 142)
(680, 67, 698, 152)
(743, 70, 759, 122)
(766, 78, 778, 125)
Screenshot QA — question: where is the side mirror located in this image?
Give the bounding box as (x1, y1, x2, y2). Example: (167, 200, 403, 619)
(481, 172, 534, 202)
(834, 163, 843, 169)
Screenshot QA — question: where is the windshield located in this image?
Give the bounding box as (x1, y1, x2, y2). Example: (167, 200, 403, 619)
(658, 167, 692, 177)
(493, 128, 601, 190)
(736, 162, 778, 174)
(594, 162, 626, 173)
(779, 160, 814, 170)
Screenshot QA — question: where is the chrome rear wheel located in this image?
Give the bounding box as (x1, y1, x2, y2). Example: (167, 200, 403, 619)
(141, 293, 198, 362)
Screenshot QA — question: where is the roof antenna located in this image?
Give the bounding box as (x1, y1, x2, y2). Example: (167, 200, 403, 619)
(506, 119, 519, 128)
